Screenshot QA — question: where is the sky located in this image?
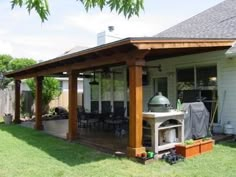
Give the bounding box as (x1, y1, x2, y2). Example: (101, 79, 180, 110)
(0, 0, 224, 61)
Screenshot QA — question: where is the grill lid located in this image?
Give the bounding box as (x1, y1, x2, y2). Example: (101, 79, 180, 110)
(148, 92, 170, 106)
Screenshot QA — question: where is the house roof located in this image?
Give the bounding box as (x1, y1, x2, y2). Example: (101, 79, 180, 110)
(155, 0, 236, 39)
(61, 46, 89, 56)
(4, 38, 234, 79)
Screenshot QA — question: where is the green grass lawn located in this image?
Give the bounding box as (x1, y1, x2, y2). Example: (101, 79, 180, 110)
(0, 121, 236, 177)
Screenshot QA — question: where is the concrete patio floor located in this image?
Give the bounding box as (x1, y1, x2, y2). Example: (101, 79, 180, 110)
(78, 128, 128, 154)
(20, 120, 234, 155)
(21, 119, 128, 154)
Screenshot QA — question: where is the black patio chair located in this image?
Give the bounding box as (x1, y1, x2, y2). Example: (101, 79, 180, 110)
(104, 107, 126, 130)
(77, 106, 99, 128)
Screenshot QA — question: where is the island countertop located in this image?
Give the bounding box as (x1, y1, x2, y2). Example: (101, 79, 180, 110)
(143, 111, 184, 118)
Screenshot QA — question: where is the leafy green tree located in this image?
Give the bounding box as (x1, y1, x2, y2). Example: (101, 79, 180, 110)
(7, 58, 61, 113)
(11, 0, 144, 22)
(0, 56, 61, 114)
(0, 57, 37, 89)
(26, 77, 61, 113)
(0, 55, 13, 89)
(26, 77, 61, 106)
(0, 54, 13, 71)
(9, 58, 37, 71)
(1, 57, 37, 89)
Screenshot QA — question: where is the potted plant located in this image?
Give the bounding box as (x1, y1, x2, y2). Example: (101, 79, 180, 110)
(200, 137, 215, 154)
(175, 139, 201, 158)
(3, 113, 13, 124)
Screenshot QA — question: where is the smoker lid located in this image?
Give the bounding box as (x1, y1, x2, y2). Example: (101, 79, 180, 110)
(148, 92, 170, 105)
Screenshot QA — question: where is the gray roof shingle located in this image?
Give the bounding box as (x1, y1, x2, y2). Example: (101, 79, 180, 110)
(155, 0, 236, 39)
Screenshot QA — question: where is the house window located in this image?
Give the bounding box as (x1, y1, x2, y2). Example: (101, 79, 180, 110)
(177, 68, 194, 91)
(113, 71, 124, 101)
(153, 77, 168, 97)
(177, 65, 217, 122)
(196, 66, 217, 88)
(91, 84, 99, 101)
(101, 73, 112, 113)
(101, 74, 111, 101)
(91, 75, 99, 112)
(59, 81, 63, 91)
(113, 69, 125, 113)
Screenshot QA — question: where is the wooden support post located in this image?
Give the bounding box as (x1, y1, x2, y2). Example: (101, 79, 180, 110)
(14, 80, 21, 124)
(67, 70, 78, 141)
(34, 76, 44, 130)
(127, 58, 146, 157)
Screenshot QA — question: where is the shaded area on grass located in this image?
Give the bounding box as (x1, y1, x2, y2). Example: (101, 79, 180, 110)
(0, 123, 112, 166)
(1, 121, 236, 177)
(218, 140, 236, 148)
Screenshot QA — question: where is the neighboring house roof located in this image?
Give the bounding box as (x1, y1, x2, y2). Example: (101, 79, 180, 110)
(155, 0, 236, 39)
(61, 46, 88, 56)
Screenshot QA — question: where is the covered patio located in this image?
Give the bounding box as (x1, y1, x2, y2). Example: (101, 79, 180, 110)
(5, 38, 233, 157)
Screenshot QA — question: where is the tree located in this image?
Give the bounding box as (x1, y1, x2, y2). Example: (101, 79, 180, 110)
(6, 58, 61, 113)
(0, 54, 13, 72)
(0, 57, 37, 89)
(11, 0, 144, 22)
(0, 55, 13, 89)
(26, 77, 61, 113)
(0, 56, 61, 114)
(9, 58, 37, 71)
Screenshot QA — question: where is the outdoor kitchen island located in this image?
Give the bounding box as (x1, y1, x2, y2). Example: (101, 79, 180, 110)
(143, 111, 184, 154)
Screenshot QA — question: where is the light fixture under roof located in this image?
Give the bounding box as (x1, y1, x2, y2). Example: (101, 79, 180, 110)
(89, 72, 99, 85)
(89, 80, 99, 85)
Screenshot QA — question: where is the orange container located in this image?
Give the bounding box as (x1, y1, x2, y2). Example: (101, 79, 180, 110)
(200, 139, 214, 154)
(175, 141, 201, 158)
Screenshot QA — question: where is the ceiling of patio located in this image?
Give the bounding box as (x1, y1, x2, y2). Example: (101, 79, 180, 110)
(4, 37, 234, 79)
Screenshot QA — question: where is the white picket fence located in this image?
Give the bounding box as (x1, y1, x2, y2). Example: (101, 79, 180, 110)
(0, 88, 15, 117)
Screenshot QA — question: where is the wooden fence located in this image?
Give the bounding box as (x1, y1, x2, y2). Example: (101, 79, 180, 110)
(0, 88, 34, 118)
(0, 88, 15, 117)
(0, 88, 83, 118)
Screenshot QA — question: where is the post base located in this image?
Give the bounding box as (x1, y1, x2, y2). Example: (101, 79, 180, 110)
(127, 146, 146, 157)
(13, 119, 21, 124)
(34, 124, 44, 130)
(66, 132, 79, 141)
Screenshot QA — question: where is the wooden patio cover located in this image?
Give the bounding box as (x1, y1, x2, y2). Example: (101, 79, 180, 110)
(5, 37, 234, 157)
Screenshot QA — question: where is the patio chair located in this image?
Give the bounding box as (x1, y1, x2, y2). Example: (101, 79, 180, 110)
(104, 107, 126, 130)
(77, 106, 99, 128)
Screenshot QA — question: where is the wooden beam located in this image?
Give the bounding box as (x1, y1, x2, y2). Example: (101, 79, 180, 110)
(4, 39, 133, 77)
(14, 80, 21, 124)
(127, 57, 146, 157)
(67, 70, 78, 141)
(5, 39, 234, 79)
(14, 50, 133, 80)
(34, 76, 44, 130)
(9, 40, 233, 80)
(134, 41, 233, 50)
